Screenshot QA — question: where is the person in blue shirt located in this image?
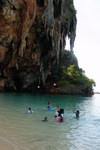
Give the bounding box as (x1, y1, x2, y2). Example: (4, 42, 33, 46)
(47, 101, 53, 110)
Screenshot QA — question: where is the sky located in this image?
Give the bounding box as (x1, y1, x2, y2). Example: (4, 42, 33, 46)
(68, 0, 100, 92)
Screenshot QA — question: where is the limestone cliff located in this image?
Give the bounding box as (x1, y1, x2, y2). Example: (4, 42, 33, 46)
(0, 0, 77, 92)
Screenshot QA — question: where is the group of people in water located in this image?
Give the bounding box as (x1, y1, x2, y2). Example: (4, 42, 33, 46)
(27, 101, 80, 123)
(47, 101, 80, 122)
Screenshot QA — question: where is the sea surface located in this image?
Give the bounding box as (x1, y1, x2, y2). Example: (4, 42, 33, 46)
(0, 93, 100, 150)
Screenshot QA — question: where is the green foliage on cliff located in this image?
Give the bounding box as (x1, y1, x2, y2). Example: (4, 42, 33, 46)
(62, 65, 95, 86)
(50, 48, 95, 94)
(51, 65, 95, 89)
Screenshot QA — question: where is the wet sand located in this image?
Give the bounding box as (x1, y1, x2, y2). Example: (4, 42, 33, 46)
(0, 137, 16, 150)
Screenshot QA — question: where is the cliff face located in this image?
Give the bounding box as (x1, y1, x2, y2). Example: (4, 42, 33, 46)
(0, 0, 76, 92)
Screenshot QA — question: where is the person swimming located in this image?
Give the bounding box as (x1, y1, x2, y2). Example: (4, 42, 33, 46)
(27, 107, 34, 114)
(54, 106, 59, 115)
(59, 116, 64, 122)
(42, 117, 48, 122)
(47, 101, 53, 110)
(58, 108, 64, 117)
(74, 110, 80, 118)
(54, 115, 64, 122)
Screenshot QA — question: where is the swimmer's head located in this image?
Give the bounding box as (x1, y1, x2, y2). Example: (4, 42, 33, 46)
(44, 117, 48, 120)
(54, 115, 57, 118)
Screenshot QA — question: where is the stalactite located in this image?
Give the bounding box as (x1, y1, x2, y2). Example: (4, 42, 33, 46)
(0, 0, 77, 91)
(69, 16, 77, 52)
(44, 0, 54, 28)
(40, 63, 45, 86)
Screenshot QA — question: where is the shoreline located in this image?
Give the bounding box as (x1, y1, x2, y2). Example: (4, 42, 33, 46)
(0, 86, 94, 96)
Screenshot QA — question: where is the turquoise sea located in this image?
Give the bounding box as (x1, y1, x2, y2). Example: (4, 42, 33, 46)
(0, 93, 100, 150)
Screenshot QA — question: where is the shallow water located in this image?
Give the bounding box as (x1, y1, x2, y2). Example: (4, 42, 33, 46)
(0, 93, 100, 150)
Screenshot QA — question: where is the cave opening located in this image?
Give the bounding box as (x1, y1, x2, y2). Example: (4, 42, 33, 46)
(36, 0, 44, 7)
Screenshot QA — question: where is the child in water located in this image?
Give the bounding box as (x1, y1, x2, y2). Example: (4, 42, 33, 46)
(54, 108, 64, 123)
(47, 101, 53, 110)
(74, 110, 80, 118)
(42, 117, 48, 122)
(54, 106, 59, 115)
(54, 115, 64, 122)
